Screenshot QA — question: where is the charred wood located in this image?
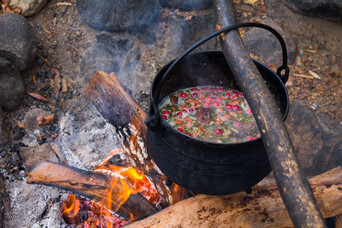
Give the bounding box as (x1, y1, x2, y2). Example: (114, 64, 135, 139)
(27, 161, 158, 221)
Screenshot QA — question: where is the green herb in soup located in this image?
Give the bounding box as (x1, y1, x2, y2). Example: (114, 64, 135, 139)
(158, 86, 260, 143)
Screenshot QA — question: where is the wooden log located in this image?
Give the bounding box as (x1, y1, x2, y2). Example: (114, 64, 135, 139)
(214, 0, 325, 226)
(26, 161, 158, 221)
(85, 71, 188, 205)
(127, 166, 342, 228)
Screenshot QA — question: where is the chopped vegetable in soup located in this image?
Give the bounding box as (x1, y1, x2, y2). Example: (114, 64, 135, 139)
(158, 86, 260, 143)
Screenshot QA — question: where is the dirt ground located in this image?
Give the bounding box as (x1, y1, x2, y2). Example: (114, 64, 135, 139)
(0, 0, 341, 227)
(13, 0, 340, 127)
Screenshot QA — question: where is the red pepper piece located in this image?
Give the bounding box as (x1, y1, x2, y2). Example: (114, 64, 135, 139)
(215, 129, 223, 135)
(233, 105, 240, 111)
(225, 104, 233, 110)
(212, 101, 219, 107)
(180, 92, 187, 98)
(205, 97, 213, 103)
(203, 102, 210, 107)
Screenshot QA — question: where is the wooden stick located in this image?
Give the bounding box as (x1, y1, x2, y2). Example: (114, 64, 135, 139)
(127, 166, 342, 228)
(27, 161, 158, 221)
(85, 71, 186, 205)
(292, 73, 315, 79)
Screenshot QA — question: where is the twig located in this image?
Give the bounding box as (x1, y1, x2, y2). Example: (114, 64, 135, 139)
(292, 73, 315, 79)
(56, 2, 73, 6)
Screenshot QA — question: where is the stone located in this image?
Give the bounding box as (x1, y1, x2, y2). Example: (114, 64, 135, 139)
(285, 103, 342, 176)
(0, 174, 9, 228)
(0, 107, 11, 145)
(77, 0, 159, 32)
(166, 13, 218, 54)
(0, 58, 25, 112)
(159, 0, 213, 10)
(79, 43, 120, 86)
(56, 101, 122, 170)
(79, 33, 150, 98)
(19, 144, 59, 172)
(0, 13, 38, 71)
(23, 108, 51, 136)
(284, 0, 342, 22)
(242, 19, 297, 67)
(3, 180, 62, 228)
(9, 0, 48, 17)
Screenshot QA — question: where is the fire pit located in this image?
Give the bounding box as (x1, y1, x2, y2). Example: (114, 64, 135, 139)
(1, 0, 342, 227)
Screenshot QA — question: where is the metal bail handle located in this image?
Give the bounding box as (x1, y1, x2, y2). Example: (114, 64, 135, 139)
(146, 22, 290, 130)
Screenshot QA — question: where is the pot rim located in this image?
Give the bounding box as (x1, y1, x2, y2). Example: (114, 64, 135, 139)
(150, 50, 290, 147)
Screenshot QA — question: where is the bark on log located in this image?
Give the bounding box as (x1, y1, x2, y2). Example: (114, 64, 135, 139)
(127, 166, 342, 228)
(214, 0, 325, 226)
(85, 71, 188, 205)
(26, 161, 158, 221)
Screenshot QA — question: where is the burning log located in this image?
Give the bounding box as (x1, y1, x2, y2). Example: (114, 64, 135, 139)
(27, 161, 158, 221)
(85, 71, 188, 205)
(127, 166, 342, 228)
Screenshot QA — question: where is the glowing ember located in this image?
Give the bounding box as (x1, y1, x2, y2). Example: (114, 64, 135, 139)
(61, 160, 161, 227)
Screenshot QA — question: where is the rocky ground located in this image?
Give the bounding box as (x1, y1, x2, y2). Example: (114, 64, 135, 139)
(0, 0, 341, 227)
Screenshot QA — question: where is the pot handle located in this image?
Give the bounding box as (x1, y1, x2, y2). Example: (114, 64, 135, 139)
(146, 22, 289, 130)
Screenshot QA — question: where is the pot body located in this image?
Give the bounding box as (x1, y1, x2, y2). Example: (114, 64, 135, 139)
(146, 51, 289, 195)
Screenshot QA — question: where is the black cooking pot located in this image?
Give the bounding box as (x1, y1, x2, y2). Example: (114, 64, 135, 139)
(145, 23, 290, 195)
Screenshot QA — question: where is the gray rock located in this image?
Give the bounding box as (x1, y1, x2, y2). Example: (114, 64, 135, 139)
(23, 108, 51, 136)
(4, 180, 62, 228)
(0, 107, 11, 145)
(285, 103, 342, 176)
(9, 0, 48, 17)
(19, 144, 59, 172)
(159, 0, 213, 10)
(285, 0, 342, 22)
(165, 13, 218, 55)
(0, 13, 38, 71)
(0, 174, 9, 228)
(0, 58, 25, 112)
(79, 43, 120, 85)
(243, 19, 297, 67)
(79, 33, 148, 97)
(77, 0, 159, 32)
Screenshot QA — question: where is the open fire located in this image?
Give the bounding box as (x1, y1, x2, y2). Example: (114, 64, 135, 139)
(60, 150, 162, 227)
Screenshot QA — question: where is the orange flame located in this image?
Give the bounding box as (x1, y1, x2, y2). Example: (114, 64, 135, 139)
(62, 194, 81, 217)
(61, 158, 160, 227)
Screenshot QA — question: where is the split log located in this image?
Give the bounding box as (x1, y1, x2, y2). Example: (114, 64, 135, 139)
(85, 71, 187, 205)
(127, 166, 342, 228)
(27, 161, 158, 221)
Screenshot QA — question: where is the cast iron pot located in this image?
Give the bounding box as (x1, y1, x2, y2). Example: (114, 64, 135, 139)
(145, 23, 290, 195)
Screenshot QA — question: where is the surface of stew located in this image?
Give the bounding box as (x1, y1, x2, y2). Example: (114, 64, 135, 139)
(158, 86, 260, 143)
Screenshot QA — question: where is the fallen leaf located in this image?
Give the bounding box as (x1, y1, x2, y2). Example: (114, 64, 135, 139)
(37, 114, 55, 126)
(308, 70, 321, 79)
(27, 92, 50, 102)
(185, 15, 193, 21)
(245, 0, 258, 4)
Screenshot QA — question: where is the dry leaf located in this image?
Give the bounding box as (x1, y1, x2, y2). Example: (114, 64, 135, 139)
(37, 114, 54, 126)
(27, 92, 50, 102)
(245, 0, 258, 4)
(62, 78, 68, 93)
(308, 70, 321, 79)
(185, 15, 193, 21)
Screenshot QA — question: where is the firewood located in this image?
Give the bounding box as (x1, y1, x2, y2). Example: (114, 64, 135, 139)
(85, 71, 185, 205)
(126, 166, 342, 228)
(27, 161, 158, 221)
